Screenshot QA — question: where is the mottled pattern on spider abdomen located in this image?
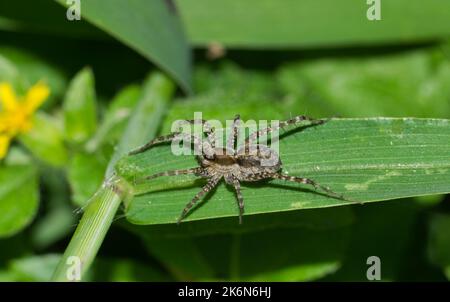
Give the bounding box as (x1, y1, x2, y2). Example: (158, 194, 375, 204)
(200, 146, 281, 184)
(235, 155, 281, 182)
(129, 114, 345, 224)
(202, 154, 281, 183)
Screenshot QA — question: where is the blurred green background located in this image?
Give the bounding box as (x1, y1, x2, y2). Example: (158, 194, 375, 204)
(0, 0, 449, 281)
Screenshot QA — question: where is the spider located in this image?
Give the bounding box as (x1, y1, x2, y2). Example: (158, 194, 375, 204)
(129, 114, 345, 224)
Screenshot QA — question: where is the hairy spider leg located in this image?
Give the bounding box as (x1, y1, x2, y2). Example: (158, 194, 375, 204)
(272, 173, 345, 200)
(145, 167, 204, 180)
(176, 119, 216, 158)
(244, 115, 327, 152)
(231, 177, 245, 224)
(177, 177, 221, 224)
(128, 132, 210, 156)
(226, 114, 241, 154)
(180, 119, 217, 149)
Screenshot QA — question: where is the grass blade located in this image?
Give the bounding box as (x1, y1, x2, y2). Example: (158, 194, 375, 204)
(116, 118, 450, 225)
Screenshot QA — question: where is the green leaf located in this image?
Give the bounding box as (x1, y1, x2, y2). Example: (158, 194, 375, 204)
(0, 0, 105, 39)
(116, 118, 450, 225)
(176, 0, 450, 48)
(143, 224, 349, 281)
(89, 258, 171, 282)
(19, 112, 68, 166)
(278, 48, 450, 118)
(126, 205, 354, 239)
(63, 67, 97, 144)
(3, 146, 32, 166)
(0, 165, 39, 237)
(0, 54, 18, 81)
(55, 0, 192, 93)
(0, 230, 31, 264)
(86, 84, 141, 152)
(67, 151, 108, 207)
(106, 73, 175, 177)
(9, 254, 60, 281)
(323, 200, 420, 281)
(0, 47, 67, 106)
(7, 254, 170, 281)
(160, 63, 286, 134)
(129, 207, 354, 281)
(428, 213, 450, 280)
(51, 73, 176, 281)
(31, 206, 76, 250)
(31, 169, 75, 249)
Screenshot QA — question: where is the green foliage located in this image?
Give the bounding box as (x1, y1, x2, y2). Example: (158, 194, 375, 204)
(52, 73, 176, 281)
(118, 118, 450, 225)
(127, 207, 353, 281)
(323, 200, 421, 281)
(19, 113, 68, 166)
(29, 169, 75, 250)
(0, 164, 38, 238)
(278, 48, 450, 118)
(0, 1, 449, 282)
(3, 254, 170, 281)
(428, 213, 450, 279)
(67, 83, 142, 207)
(55, 0, 192, 93)
(106, 73, 175, 177)
(0, 47, 67, 106)
(176, 0, 450, 47)
(86, 84, 141, 152)
(63, 67, 98, 144)
(67, 151, 107, 207)
(0, 54, 18, 82)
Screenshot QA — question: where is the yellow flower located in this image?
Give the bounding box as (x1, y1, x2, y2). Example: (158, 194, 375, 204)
(0, 82, 50, 159)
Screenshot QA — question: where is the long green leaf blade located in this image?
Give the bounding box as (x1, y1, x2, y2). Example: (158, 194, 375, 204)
(55, 0, 191, 92)
(62, 67, 97, 144)
(116, 118, 450, 225)
(176, 0, 450, 48)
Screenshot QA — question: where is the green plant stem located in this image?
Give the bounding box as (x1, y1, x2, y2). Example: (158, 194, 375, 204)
(51, 177, 126, 281)
(51, 72, 175, 281)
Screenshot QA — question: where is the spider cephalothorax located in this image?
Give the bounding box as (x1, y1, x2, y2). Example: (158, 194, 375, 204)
(129, 114, 345, 224)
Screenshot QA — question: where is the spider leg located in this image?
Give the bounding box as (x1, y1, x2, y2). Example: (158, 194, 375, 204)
(273, 173, 345, 200)
(180, 119, 216, 148)
(178, 119, 216, 157)
(226, 114, 241, 154)
(145, 167, 203, 180)
(128, 132, 204, 155)
(231, 178, 244, 224)
(177, 177, 220, 224)
(245, 115, 326, 151)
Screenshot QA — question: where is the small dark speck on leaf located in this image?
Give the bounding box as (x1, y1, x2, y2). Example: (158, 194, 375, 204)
(164, 0, 177, 14)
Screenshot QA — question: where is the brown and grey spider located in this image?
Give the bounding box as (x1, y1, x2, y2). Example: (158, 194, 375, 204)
(129, 114, 346, 224)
